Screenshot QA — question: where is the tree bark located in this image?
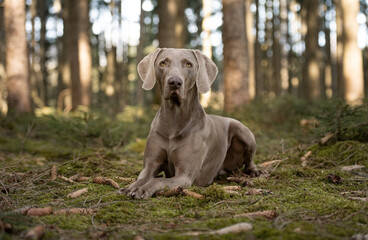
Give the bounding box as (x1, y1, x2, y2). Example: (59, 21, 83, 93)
(223, 0, 249, 112)
(302, 0, 321, 100)
(136, 0, 146, 106)
(340, 0, 364, 104)
(254, 0, 262, 98)
(245, 0, 255, 99)
(69, 0, 92, 110)
(39, 0, 48, 106)
(4, 0, 32, 113)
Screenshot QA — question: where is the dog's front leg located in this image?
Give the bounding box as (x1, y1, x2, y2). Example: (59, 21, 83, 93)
(130, 145, 205, 199)
(122, 138, 167, 197)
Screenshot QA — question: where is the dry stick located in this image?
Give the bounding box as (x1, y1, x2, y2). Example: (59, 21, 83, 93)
(337, 152, 357, 165)
(20, 120, 36, 154)
(234, 210, 278, 219)
(185, 222, 253, 236)
(59, 176, 75, 184)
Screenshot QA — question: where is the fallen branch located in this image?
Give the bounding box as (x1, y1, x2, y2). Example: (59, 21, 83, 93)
(24, 225, 44, 240)
(53, 208, 95, 215)
(234, 210, 277, 219)
(24, 207, 53, 217)
(93, 177, 120, 189)
(341, 165, 365, 171)
(185, 222, 253, 236)
(67, 188, 88, 199)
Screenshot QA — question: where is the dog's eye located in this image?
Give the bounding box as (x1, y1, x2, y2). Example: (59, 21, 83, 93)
(159, 61, 167, 67)
(185, 62, 193, 68)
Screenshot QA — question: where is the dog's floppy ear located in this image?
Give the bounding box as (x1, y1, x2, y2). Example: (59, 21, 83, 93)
(193, 50, 218, 93)
(137, 48, 162, 90)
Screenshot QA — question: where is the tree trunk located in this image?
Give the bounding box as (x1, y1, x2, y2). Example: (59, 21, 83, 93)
(69, 0, 92, 110)
(272, 0, 281, 96)
(156, 0, 186, 104)
(4, 0, 32, 114)
(39, 0, 48, 106)
(245, 0, 255, 99)
(340, 0, 364, 104)
(0, 3, 7, 114)
(302, 0, 321, 100)
(136, 0, 146, 106)
(200, 0, 212, 107)
(335, 0, 344, 98)
(254, 0, 262, 98)
(223, 0, 249, 112)
(158, 0, 176, 48)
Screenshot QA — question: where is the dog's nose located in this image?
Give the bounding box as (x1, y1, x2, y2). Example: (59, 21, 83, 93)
(168, 77, 183, 89)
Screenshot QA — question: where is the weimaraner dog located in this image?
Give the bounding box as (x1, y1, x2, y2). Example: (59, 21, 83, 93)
(123, 48, 260, 199)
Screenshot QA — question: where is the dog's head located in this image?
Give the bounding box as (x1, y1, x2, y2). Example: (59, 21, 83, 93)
(137, 48, 218, 104)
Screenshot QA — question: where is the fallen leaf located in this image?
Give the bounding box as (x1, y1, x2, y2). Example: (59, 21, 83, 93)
(327, 174, 342, 184)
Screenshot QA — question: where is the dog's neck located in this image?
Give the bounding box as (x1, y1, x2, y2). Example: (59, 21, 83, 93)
(156, 86, 206, 138)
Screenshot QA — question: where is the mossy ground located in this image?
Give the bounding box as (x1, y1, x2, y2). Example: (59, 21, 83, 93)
(1, 98, 367, 239)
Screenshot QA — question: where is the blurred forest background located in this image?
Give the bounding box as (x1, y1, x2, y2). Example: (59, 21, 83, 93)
(0, 0, 368, 115)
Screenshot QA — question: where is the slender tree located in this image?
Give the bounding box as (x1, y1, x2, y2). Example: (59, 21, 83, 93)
(223, 0, 249, 111)
(302, 0, 321, 100)
(4, 0, 32, 113)
(245, 0, 255, 99)
(68, 0, 92, 110)
(340, 0, 364, 104)
(136, 0, 146, 106)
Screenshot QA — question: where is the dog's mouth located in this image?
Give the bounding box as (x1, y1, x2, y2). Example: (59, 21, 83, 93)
(165, 89, 182, 105)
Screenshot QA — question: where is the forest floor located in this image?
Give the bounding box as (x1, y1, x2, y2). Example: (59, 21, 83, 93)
(1, 97, 368, 240)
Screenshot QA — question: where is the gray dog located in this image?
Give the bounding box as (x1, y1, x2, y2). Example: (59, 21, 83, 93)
(123, 48, 260, 199)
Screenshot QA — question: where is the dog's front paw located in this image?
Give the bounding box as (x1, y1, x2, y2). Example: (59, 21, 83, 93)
(244, 168, 263, 177)
(127, 186, 154, 199)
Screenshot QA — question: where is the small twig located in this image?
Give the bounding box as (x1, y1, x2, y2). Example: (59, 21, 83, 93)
(337, 152, 357, 165)
(20, 120, 36, 154)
